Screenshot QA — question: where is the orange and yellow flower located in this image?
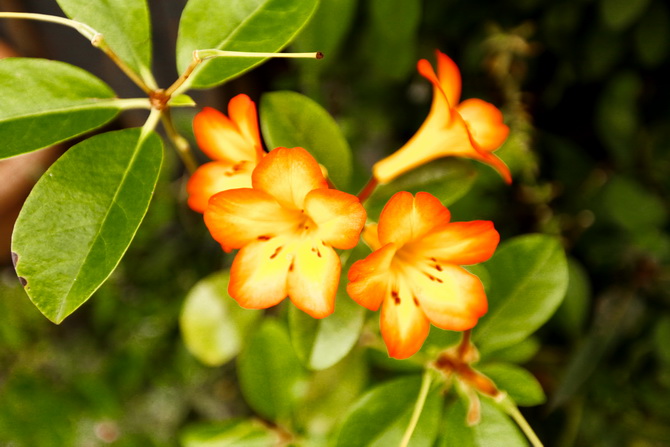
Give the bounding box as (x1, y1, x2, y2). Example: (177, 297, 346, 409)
(187, 94, 265, 213)
(204, 147, 367, 318)
(347, 191, 499, 359)
(372, 50, 511, 185)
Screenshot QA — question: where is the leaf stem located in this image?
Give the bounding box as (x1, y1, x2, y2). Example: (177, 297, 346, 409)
(196, 49, 323, 60)
(161, 108, 198, 174)
(399, 369, 434, 447)
(91, 35, 156, 94)
(498, 394, 544, 447)
(140, 108, 162, 143)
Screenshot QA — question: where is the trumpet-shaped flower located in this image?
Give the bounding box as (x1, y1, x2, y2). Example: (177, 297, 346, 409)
(187, 94, 265, 213)
(347, 191, 499, 359)
(373, 50, 511, 185)
(204, 147, 367, 318)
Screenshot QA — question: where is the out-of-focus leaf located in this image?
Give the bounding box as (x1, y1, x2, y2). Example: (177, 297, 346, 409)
(596, 72, 642, 167)
(440, 396, 529, 447)
(260, 91, 352, 190)
(56, 0, 153, 81)
(599, 0, 651, 30)
(581, 26, 623, 80)
(654, 316, 670, 366)
(554, 258, 591, 339)
(180, 419, 281, 447)
(176, 0, 318, 89)
(11, 129, 163, 323)
(366, 158, 477, 221)
(180, 270, 262, 366)
(473, 235, 568, 355)
(334, 375, 442, 447)
(482, 337, 541, 365)
(237, 319, 307, 423)
(366, 0, 421, 80)
(289, 295, 365, 371)
(634, 2, 670, 67)
(292, 0, 357, 72)
(0, 58, 120, 159)
(603, 176, 667, 231)
(478, 363, 546, 407)
(297, 348, 369, 438)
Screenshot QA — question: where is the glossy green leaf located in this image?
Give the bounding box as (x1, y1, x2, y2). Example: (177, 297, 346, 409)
(440, 397, 529, 447)
(176, 0, 318, 89)
(180, 270, 262, 366)
(473, 234, 568, 355)
(180, 419, 281, 447)
(0, 58, 120, 160)
(334, 376, 442, 447)
(366, 158, 477, 221)
(477, 364, 546, 407)
(599, 0, 651, 30)
(260, 91, 353, 190)
(11, 129, 163, 323)
(237, 319, 307, 423)
(56, 0, 153, 81)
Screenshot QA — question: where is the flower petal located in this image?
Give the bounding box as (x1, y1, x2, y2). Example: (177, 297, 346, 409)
(228, 236, 292, 309)
(204, 188, 299, 251)
(406, 220, 500, 266)
(227, 93, 264, 160)
(288, 239, 341, 318)
(193, 100, 262, 163)
(186, 160, 254, 213)
(380, 279, 431, 359)
(411, 264, 488, 331)
(378, 192, 451, 247)
(305, 189, 367, 250)
(347, 243, 397, 311)
(252, 147, 328, 210)
(457, 98, 509, 152)
(435, 50, 462, 107)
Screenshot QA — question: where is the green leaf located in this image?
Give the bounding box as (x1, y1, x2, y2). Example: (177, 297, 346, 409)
(477, 364, 546, 407)
(482, 337, 541, 365)
(0, 58, 120, 160)
(11, 129, 163, 323)
(176, 0, 319, 89)
(554, 258, 591, 339)
(473, 234, 568, 355)
(180, 419, 281, 447)
(603, 175, 667, 231)
(634, 2, 670, 67)
(440, 397, 529, 447)
(180, 270, 262, 366)
(366, 159, 476, 221)
(237, 319, 307, 423)
(334, 376, 442, 447)
(289, 291, 365, 371)
(654, 316, 670, 366)
(55, 0, 153, 80)
(260, 91, 353, 190)
(599, 0, 651, 30)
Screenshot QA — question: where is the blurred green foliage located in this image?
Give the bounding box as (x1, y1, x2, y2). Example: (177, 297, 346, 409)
(2, 0, 670, 445)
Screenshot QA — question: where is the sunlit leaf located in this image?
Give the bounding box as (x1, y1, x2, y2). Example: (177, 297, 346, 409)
(366, 158, 476, 221)
(237, 319, 307, 423)
(180, 270, 262, 366)
(176, 0, 318, 89)
(260, 90, 353, 191)
(0, 58, 119, 160)
(180, 419, 281, 447)
(11, 129, 163, 323)
(334, 376, 442, 447)
(473, 234, 568, 355)
(56, 0, 153, 80)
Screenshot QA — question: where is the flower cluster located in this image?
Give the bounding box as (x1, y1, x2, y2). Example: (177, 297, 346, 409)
(188, 51, 508, 358)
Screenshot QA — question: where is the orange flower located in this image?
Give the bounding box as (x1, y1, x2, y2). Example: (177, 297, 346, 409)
(372, 50, 511, 185)
(347, 191, 499, 359)
(187, 94, 265, 213)
(204, 147, 367, 318)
